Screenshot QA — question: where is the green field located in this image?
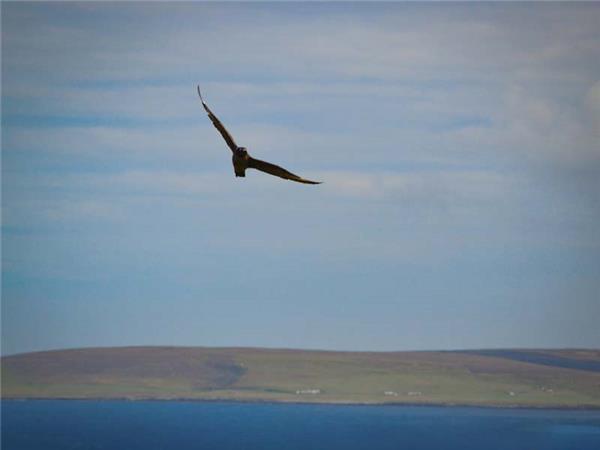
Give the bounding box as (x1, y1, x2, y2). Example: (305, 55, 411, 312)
(2, 347, 599, 408)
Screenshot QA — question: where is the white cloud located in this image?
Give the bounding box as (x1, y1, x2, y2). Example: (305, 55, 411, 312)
(3, 125, 217, 166)
(4, 3, 598, 174)
(318, 170, 512, 202)
(585, 80, 600, 132)
(4, 84, 200, 121)
(4, 3, 598, 84)
(3, 2, 599, 254)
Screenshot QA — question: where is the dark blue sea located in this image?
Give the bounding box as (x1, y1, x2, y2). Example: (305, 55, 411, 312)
(2, 400, 600, 450)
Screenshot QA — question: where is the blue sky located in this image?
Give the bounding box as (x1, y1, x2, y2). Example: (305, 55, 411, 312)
(2, 2, 599, 355)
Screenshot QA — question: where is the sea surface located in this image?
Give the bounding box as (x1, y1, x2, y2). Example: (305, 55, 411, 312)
(2, 400, 600, 450)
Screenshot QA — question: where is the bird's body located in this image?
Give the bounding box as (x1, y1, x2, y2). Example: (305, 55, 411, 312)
(232, 147, 249, 177)
(197, 86, 321, 185)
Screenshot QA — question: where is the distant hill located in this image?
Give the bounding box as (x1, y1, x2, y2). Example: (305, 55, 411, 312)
(2, 347, 600, 408)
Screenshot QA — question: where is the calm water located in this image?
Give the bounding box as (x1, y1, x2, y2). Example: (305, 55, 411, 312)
(2, 400, 600, 450)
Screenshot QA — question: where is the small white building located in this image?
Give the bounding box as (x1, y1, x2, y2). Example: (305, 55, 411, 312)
(407, 391, 422, 396)
(296, 389, 321, 395)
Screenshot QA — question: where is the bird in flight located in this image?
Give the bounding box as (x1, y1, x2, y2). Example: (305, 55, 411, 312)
(197, 86, 321, 185)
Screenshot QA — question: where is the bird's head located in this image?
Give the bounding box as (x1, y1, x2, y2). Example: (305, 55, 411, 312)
(237, 147, 248, 156)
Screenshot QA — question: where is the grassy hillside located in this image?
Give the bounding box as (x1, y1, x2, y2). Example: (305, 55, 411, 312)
(2, 347, 600, 407)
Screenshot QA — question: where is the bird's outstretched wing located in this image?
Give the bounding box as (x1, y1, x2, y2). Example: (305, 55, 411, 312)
(247, 157, 322, 184)
(197, 86, 237, 152)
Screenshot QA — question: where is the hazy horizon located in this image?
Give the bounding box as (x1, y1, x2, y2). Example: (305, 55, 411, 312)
(4, 343, 600, 358)
(2, 2, 599, 356)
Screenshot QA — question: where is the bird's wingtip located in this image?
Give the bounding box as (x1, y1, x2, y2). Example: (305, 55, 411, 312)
(197, 85, 205, 103)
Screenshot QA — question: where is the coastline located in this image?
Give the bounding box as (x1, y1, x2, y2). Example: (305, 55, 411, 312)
(3, 396, 600, 411)
(4, 346, 599, 410)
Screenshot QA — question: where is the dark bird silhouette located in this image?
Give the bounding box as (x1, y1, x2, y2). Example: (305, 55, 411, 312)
(197, 86, 321, 185)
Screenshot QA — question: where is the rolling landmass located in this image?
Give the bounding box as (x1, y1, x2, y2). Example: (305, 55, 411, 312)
(2, 347, 600, 408)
